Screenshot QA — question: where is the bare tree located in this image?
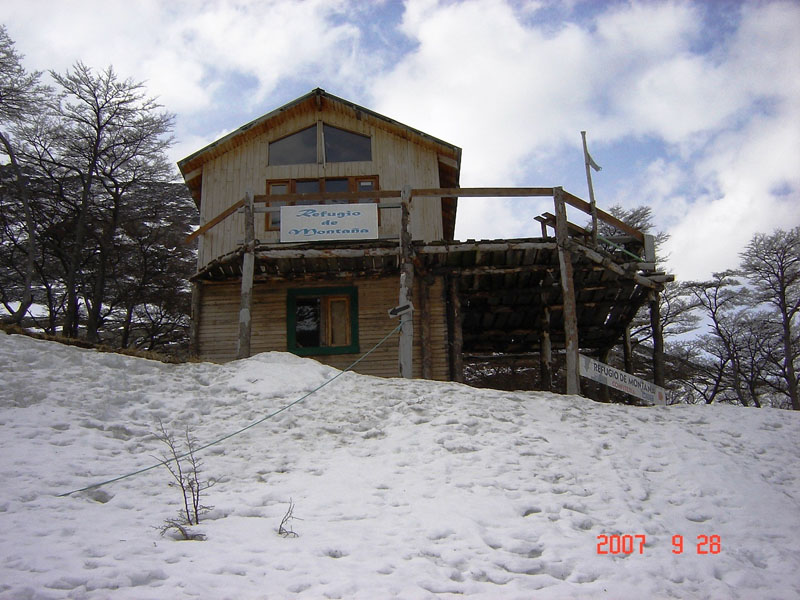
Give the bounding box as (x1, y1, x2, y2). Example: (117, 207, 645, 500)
(740, 227, 800, 410)
(25, 62, 174, 338)
(0, 26, 49, 323)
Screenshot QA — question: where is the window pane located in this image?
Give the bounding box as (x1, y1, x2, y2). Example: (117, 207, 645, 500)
(324, 178, 349, 192)
(327, 298, 350, 346)
(358, 180, 375, 191)
(296, 180, 320, 194)
(295, 298, 321, 348)
(269, 183, 288, 194)
(269, 125, 317, 166)
(323, 124, 371, 162)
(268, 199, 289, 230)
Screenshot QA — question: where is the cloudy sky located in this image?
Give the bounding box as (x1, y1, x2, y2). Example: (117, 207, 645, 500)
(4, 0, 799, 280)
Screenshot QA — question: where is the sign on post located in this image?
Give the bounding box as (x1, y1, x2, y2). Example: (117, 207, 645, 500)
(280, 204, 378, 243)
(579, 354, 667, 405)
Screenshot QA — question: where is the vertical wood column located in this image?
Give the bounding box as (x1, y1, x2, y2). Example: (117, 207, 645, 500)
(398, 185, 414, 378)
(449, 276, 464, 383)
(650, 290, 665, 387)
(419, 273, 433, 380)
(598, 346, 612, 402)
(189, 281, 202, 358)
(539, 306, 553, 391)
(623, 327, 633, 374)
(554, 187, 581, 396)
(237, 191, 255, 360)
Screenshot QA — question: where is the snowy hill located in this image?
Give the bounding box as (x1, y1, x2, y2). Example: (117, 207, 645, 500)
(1, 330, 799, 599)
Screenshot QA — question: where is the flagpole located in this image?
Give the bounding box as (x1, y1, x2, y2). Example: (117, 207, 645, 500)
(581, 131, 599, 247)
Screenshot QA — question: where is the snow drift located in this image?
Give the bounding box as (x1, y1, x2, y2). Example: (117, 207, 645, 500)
(1, 329, 799, 599)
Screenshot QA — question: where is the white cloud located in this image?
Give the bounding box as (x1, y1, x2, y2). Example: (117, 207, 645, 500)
(3, 0, 798, 279)
(370, 0, 799, 271)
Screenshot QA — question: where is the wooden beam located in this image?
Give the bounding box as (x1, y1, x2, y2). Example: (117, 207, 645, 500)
(419, 274, 433, 380)
(252, 190, 401, 203)
(561, 191, 644, 243)
(539, 305, 552, 392)
(554, 187, 581, 396)
(565, 240, 660, 289)
(398, 186, 414, 378)
(418, 241, 557, 253)
(189, 282, 202, 358)
(650, 290, 665, 387)
(236, 192, 255, 360)
(411, 187, 554, 198)
(450, 276, 464, 383)
(623, 327, 633, 374)
(184, 198, 245, 244)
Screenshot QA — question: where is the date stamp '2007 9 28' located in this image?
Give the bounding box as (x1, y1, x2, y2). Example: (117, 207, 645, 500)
(596, 534, 721, 555)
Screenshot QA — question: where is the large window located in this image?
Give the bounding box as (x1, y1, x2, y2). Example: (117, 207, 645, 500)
(265, 176, 379, 231)
(287, 287, 359, 356)
(268, 123, 371, 166)
(268, 125, 317, 166)
(323, 124, 371, 162)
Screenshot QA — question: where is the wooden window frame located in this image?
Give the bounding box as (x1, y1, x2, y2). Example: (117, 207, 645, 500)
(265, 176, 381, 231)
(287, 286, 359, 356)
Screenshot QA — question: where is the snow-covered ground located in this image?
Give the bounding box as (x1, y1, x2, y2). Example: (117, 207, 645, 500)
(1, 329, 799, 599)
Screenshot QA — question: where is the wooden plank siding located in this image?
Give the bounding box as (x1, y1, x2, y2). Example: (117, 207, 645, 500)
(196, 104, 446, 269)
(196, 275, 450, 381)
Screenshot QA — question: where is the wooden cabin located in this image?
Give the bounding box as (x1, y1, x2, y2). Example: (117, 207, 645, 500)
(179, 89, 670, 394)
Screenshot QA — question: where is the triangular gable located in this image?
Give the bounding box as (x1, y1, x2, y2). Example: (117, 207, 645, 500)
(178, 88, 462, 208)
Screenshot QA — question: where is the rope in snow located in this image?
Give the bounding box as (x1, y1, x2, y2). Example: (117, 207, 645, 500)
(58, 323, 403, 498)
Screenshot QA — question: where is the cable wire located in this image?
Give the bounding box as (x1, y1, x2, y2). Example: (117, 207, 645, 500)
(58, 323, 402, 497)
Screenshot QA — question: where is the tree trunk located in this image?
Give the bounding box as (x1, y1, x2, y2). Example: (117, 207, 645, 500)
(86, 194, 122, 342)
(0, 131, 36, 325)
(62, 180, 93, 338)
(780, 306, 800, 410)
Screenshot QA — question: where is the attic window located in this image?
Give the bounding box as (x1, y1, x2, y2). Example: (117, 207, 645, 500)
(269, 125, 317, 165)
(268, 123, 371, 166)
(323, 124, 371, 162)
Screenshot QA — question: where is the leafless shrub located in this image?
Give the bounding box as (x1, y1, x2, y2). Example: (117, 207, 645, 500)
(278, 498, 300, 538)
(154, 420, 214, 540)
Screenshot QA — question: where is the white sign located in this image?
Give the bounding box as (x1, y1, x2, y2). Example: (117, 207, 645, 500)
(579, 354, 667, 405)
(280, 204, 378, 243)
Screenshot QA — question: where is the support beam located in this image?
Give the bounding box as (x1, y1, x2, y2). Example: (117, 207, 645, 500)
(419, 274, 433, 380)
(554, 187, 581, 396)
(539, 306, 552, 391)
(449, 276, 464, 383)
(237, 192, 255, 360)
(189, 281, 202, 358)
(623, 326, 633, 374)
(398, 185, 414, 378)
(598, 346, 612, 403)
(650, 290, 665, 387)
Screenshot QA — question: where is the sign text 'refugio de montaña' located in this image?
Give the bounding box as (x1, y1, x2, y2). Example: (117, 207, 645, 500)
(579, 354, 667, 405)
(280, 204, 378, 242)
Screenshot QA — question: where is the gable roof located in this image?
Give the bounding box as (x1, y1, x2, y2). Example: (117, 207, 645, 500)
(177, 88, 462, 207)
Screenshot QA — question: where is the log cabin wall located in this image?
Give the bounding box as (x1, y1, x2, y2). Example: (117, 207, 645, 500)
(196, 275, 450, 380)
(195, 97, 448, 270)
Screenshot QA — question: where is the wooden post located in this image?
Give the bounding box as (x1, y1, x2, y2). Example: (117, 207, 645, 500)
(419, 273, 433, 380)
(236, 191, 255, 360)
(398, 185, 414, 378)
(189, 281, 202, 358)
(623, 326, 633, 374)
(554, 187, 581, 395)
(598, 346, 611, 402)
(581, 131, 600, 247)
(539, 306, 553, 391)
(449, 276, 464, 383)
(650, 290, 665, 387)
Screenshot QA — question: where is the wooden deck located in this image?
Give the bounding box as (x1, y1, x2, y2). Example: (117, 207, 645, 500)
(192, 232, 663, 357)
